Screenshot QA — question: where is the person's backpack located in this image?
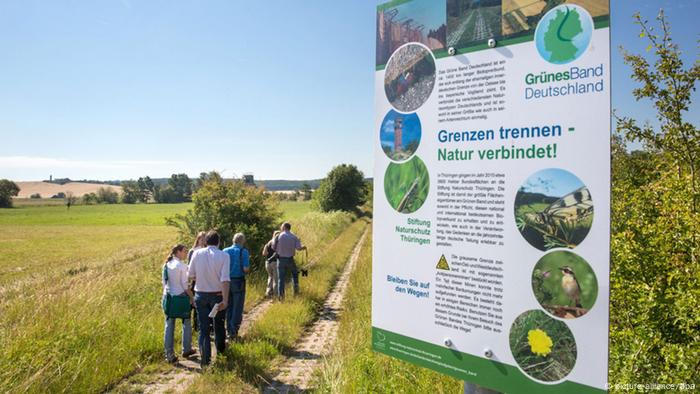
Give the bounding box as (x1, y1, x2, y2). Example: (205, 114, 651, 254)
(266, 236, 280, 263)
(161, 263, 191, 319)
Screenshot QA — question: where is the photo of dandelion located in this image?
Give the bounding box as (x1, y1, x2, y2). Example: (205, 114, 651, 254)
(527, 328, 553, 356)
(384, 156, 429, 213)
(509, 310, 577, 382)
(514, 168, 593, 251)
(532, 251, 598, 319)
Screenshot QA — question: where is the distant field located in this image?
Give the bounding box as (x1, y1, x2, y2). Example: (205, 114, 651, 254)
(15, 181, 122, 198)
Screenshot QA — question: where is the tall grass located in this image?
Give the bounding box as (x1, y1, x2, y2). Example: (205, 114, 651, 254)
(313, 229, 463, 393)
(188, 218, 369, 393)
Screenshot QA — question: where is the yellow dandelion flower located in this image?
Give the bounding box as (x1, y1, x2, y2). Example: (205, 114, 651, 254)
(527, 329, 553, 356)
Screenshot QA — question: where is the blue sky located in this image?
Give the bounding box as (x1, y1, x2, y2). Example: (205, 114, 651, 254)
(521, 168, 585, 198)
(0, 0, 697, 181)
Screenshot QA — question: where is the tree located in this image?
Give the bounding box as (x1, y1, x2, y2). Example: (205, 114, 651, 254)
(611, 10, 699, 384)
(168, 174, 193, 202)
(82, 193, 97, 205)
(300, 183, 312, 201)
(313, 164, 367, 212)
(96, 187, 118, 204)
(30, 193, 42, 199)
(65, 192, 77, 209)
(0, 179, 20, 208)
(137, 176, 155, 203)
(155, 185, 180, 203)
(167, 172, 280, 270)
(120, 181, 141, 204)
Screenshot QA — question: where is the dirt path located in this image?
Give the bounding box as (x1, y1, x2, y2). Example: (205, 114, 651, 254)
(112, 298, 274, 394)
(263, 229, 368, 393)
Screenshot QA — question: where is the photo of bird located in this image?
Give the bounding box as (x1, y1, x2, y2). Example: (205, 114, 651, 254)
(531, 251, 597, 319)
(559, 266, 582, 308)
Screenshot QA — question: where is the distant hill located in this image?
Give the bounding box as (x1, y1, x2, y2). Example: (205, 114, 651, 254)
(145, 178, 323, 191)
(16, 182, 122, 198)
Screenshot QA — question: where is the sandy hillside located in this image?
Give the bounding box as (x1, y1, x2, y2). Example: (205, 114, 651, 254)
(15, 182, 122, 198)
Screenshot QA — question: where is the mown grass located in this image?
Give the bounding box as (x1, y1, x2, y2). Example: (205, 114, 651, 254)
(313, 229, 463, 393)
(188, 218, 369, 393)
(0, 201, 340, 393)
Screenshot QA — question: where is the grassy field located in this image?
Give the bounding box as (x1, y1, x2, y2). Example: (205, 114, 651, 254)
(313, 228, 463, 393)
(0, 200, 350, 393)
(188, 218, 369, 392)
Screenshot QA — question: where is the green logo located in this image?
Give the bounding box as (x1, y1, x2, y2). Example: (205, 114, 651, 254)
(535, 5, 593, 65)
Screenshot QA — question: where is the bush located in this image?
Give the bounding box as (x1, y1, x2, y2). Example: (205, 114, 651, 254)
(81, 193, 98, 205)
(29, 193, 42, 199)
(0, 179, 20, 208)
(313, 164, 367, 212)
(611, 11, 699, 384)
(167, 174, 280, 270)
(96, 187, 118, 204)
(154, 185, 180, 204)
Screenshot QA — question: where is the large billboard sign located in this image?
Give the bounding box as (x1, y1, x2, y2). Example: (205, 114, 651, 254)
(372, 1, 611, 392)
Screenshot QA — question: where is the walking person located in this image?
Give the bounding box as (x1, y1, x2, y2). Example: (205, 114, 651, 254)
(187, 230, 230, 367)
(272, 222, 306, 299)
(223, 233, 250, 340)
(262, 230, 280, 298)
(161, 244, 196, 363)
(188, 231, 207, 332)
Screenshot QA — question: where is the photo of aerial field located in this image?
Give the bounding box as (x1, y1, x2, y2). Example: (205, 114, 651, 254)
(376, 0, 446, 67)
(380, 110, 422, 162)
(531, 250, 598, 319)
(384, 156, 429, 213)
(384, 44, 436, 113)
(509, 310, 577, 382)
(447, 0, 502, 49)
(514, 168, 593, 251)
(502, 0, 609, 37)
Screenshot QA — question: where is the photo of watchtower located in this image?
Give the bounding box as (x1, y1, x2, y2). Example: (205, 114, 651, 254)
(394, 116, 403, 154)
(379, 110, 422, 162)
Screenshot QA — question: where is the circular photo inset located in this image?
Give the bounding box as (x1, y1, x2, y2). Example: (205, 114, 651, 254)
(535, 4, 594, 65)
(384, 156, 429, 214)
(380, 110, 421, 162)
(532, 251, 598, 319)
(509, 310, 577, 382)
(384, 43, 436, 112)
(514, 168, 593, 251)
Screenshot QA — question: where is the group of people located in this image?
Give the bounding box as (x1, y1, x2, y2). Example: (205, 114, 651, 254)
(161, 222, 305, 366)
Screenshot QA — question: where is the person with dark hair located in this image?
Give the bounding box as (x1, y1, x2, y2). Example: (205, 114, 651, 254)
(162, 244, 195, 363)
(272, 222, 306, 299)
(187, 231, 207, 332)
(187, 230, 230, 366)
(223, 233, 250, 340)
(262, 230, 281, 298)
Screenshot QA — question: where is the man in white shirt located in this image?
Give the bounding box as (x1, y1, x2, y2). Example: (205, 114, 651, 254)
(187, 230, 230, 366)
